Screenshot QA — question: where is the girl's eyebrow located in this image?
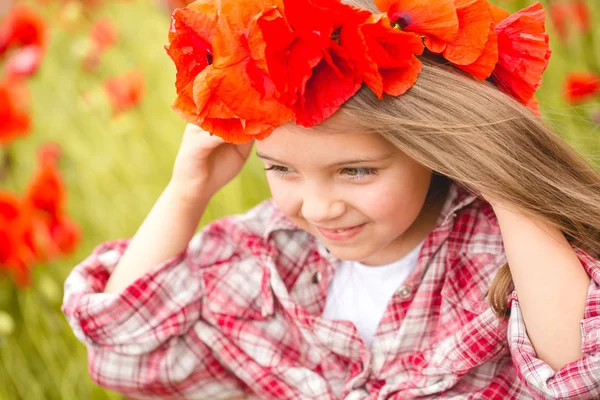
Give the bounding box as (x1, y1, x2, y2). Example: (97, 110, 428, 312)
(255, 152, 394, 167)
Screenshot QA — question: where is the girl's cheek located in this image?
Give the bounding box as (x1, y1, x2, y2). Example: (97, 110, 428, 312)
(267, 180, 298, 214)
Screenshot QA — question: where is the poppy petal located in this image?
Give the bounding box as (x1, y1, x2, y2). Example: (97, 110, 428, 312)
(343, 15, 423, 99)
(493, 2, 551, 105)
(165, 5, 216, 93)
(294, 47, 362, 127)
(375, 0, 459, 44)
(455, 23, 498, 80)
(0, 79, 30, 145)
(562, 72, 600, 105)
(442, 0, 493, 66)
(381, 56, 422, 96)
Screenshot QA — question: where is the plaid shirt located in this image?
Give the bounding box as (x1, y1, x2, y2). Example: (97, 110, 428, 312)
(62, 182, 600, 399)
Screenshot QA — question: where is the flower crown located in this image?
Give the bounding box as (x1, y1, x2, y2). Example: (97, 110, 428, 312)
(165, 0, 552, 144)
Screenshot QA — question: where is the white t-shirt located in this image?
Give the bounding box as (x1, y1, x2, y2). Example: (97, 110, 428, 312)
(321, 240, 424, 348)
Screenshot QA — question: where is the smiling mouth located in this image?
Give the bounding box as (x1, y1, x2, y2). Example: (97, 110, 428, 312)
(318, 225, 362, 232)
(315, 223, 367, 241)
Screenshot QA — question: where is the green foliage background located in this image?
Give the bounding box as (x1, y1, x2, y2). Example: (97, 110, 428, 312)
(0, 0, 598, 398)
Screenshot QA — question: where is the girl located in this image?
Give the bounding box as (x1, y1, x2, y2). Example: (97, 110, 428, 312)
(62, 0, 600, 398)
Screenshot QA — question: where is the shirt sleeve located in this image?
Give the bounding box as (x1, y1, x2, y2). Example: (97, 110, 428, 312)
(61, 223, 249, 399)
(507, 246, 600, 399)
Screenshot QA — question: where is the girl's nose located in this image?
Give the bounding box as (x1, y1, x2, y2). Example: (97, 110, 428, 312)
(301, 195, 346, 224)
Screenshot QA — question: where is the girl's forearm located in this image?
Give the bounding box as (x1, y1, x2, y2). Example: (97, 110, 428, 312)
(492, 204, 590, 371)
(104, 183, 209, 294)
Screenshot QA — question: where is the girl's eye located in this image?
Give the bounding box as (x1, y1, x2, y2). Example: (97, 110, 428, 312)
(341, 167, 378, 181)
(264, 165, 292, 176)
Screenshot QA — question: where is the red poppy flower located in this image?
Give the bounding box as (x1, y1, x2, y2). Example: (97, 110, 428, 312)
(549, 0, 590, 43)
(248, 0, 371, 126)
(83, 18, 118, 72)
(0, 191, 37, 288)
(376, 0, 495, 79)
(549, 2, 570, 43)
(104, 70, 145, 114)
(90, 18, 118, 52)
(5, 45, 44, 78)
(23, 143, 81, 262)
(0, 5, 48, 54)
(562, 72, 600, 105)
(572, 0, 590, 34)
(492, 2, 551, 109)
(343, 14, 424, 98)
(23, 143, 65, 219)
(167, 0, 292, 143)
(374, 0, 459, 51)
(0, 79, 31, 145)
(0, 6, 48, 78)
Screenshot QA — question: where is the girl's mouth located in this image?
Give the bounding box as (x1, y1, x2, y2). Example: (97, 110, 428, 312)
(316, 223, 366, 241)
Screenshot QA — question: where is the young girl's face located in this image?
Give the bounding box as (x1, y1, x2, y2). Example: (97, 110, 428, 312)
(255, 124, 435, 266)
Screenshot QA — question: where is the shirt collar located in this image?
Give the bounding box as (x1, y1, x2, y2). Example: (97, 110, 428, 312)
(262, 180, 480, 241)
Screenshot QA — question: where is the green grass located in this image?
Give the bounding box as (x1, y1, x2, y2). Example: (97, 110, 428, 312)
(0, 0, 598, 398)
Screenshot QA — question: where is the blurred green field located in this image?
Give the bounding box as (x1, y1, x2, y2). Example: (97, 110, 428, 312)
(0, 0, 599, 398)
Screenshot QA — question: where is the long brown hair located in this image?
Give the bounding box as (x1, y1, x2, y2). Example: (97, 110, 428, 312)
(324, 0, 600, 317)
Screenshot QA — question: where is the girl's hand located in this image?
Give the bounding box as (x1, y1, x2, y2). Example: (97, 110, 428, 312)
(169, 124, 254, 205)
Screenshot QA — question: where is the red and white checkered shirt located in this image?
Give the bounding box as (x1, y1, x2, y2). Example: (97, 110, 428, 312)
(62, 182, 600, 399)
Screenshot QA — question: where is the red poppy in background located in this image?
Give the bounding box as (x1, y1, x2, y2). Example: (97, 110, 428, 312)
(0, 5, 48, 78)
(492, 3, 551, 110)
(0, 191, 37, 288)
(0, 79, 31, 145)
(562, 72, 600, 105)
(549, 0, 590, 43)
(23, 143, 81, 263)
(83, 18, 118, 72)
(103, 70, 145, 114)
(0, 5, 48, 53)
(90, 18, 117, 52)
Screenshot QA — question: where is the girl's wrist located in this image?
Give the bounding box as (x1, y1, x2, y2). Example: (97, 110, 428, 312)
(166, 180, 213, 210)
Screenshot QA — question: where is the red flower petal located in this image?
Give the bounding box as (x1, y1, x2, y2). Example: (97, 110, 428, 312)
(375, 0, 459, 44)
(442, 0, 493, 66)
(0, 79, 30, 145)
(283, 0, 369, 35)
(527, 95, 541, 117)
(213, 59, 293, 128)
(549, 2, 569, 43)
(294, 45, 362, 127)
(492, 2, 551, 106)
(23, 146, 65, 218)
(489, 3, 510, 24)
(0, 5, 48, 54)
(190, 63, 292, 144)
(455, 18, 498, 80)
(562, 72, 600, 105)
(380, 56, 422, 96)
(573, 0, 590, 34)
(213, 0, 282, 68)
(90, 18, 118, 53)
(165, 4, 216, 93)
(343, 14, 423, 98)
(104, 70, 145, 114)
(5, 45, 44, 78)
(249, 7, 323, 106)
(0, 191, 36, 287)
